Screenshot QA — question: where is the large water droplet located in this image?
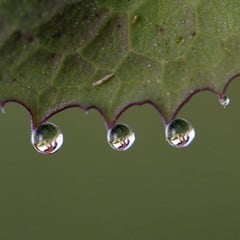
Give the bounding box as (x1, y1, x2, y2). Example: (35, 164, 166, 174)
(165, 118, 195, 148)
(31, 122, 63, 154)
(107, 123, 135, 151)
(219, 95, 230, 108)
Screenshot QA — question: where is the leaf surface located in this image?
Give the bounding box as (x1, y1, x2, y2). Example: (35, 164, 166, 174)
(0, 0, 239, 127)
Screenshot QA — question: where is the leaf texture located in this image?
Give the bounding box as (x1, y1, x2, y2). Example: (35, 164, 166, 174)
(0, 0, 239, 127)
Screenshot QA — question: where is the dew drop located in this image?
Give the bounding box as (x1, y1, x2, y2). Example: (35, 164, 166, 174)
(31, 122, 63, 154)
(132, 15, 139, 24)
(219, 95, 230, 108)
(0, 106, 5, 114)
(107, 123, 135, 151)
(165, 118, 195, 148)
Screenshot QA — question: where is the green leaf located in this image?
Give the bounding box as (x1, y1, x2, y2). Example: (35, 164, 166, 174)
(0, 0, 239, 127)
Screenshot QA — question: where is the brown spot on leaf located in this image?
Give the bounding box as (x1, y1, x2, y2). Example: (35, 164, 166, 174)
(156, 25, 165, 35)
(26, 35, 34, 43)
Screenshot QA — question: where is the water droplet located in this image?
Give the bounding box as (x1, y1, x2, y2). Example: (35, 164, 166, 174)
(219, 95, 230, 108)
(107, 123, 135, 151)
(0, 106, 5, 114)
(132, 15, 139, 24)
(165, 118, 195, 148)
(31, 122, 63, 154)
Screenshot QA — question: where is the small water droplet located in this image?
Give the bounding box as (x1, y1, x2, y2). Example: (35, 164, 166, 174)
(0, 105, 5, 114)
(132, 15, 139, 24)
(219, 95, 230, 108)
(31, 122, 63, 154)
(107, 124, 135, 151)
(165, 118, 195, 148)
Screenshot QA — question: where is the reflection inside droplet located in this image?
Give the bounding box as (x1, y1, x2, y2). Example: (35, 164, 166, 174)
(165, 118, 195, 148)
(107, 123, 135, 151)
(31, 122, 63, 154)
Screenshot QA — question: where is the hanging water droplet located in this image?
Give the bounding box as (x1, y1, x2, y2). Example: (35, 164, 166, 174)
(31, 122, 63, 154)
(219, 95, 230, 108)
(107, 123, 135, 151)
(165, 118, 195, 148)
(0, 106, 5, 114)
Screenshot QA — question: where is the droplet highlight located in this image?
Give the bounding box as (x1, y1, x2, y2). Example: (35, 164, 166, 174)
(165, 118, 195, 148)
(107, 123, 135, 151)
(31, 122, 63, 154)
(219, 95, 230, 108)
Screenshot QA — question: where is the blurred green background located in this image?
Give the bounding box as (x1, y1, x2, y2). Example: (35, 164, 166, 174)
(0, 80, 240, 240)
